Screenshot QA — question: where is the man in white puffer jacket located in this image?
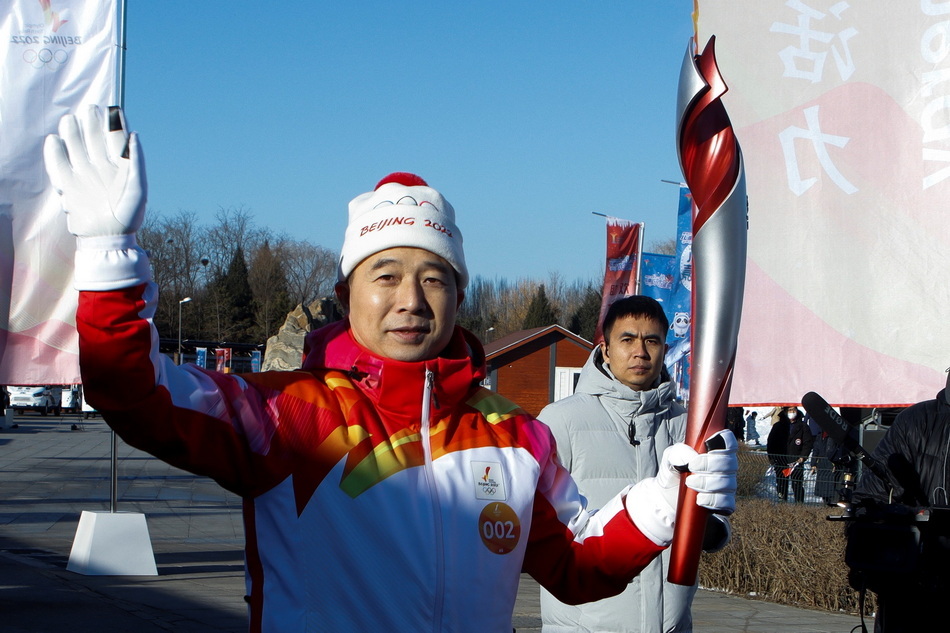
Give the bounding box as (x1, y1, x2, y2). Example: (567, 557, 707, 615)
(539, 296, 729, 633)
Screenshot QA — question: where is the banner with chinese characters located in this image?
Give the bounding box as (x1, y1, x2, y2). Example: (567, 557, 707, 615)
(0, 0, 119, 385)
(697, 1, 949, 406)
(594, 218, 642, 343)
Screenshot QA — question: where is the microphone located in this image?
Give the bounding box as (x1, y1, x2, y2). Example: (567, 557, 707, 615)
(801, 391, 895, 489)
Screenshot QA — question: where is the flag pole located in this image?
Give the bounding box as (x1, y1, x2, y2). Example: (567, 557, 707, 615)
(109, 0, 128, 515)
(116, 0, 127, 107)
(634, 222, 645, 294)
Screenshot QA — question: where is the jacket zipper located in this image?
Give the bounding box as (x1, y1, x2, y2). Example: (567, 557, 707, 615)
(421, 368, 445, 632)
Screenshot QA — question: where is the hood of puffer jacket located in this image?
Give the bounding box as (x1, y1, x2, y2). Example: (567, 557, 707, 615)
(300, 319, 487, 424)
(574, 345, 678, 418)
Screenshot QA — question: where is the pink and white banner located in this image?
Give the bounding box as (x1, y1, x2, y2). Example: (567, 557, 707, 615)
(0, 0, 118, 385)
(696, 1, 950, 406)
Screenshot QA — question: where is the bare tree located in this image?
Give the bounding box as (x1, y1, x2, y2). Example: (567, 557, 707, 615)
(203, 205, 268, 278)
(280, 238, 338, 308)
(647, 237, 677, 255)
(493, 278, 538, 337)
(457, 275, 499, 341)
(139, 209, 202, 335)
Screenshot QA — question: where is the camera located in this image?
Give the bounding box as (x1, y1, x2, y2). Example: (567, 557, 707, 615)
(840, 502, 950, 594)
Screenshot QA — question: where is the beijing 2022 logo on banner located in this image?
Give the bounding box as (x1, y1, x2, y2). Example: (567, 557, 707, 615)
(10, 1, 86, 71)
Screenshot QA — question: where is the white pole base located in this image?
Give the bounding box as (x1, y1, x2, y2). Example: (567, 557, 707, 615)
(67, 510, 158, 576)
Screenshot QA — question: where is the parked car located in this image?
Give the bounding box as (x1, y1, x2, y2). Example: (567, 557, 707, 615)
(61, 385, 82, 413)
(6, 386, 62, 415)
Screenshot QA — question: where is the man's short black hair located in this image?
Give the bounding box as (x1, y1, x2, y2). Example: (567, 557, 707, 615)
(602, 296, 669, 343)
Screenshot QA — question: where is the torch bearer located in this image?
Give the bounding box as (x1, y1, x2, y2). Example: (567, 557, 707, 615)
(667, 35, 747, 586)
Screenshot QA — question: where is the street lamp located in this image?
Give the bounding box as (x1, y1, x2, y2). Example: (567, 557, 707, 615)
(178, 297, 192, 365)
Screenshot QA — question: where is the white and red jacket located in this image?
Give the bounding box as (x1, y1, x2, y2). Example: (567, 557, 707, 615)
(77, 281, 664, 632)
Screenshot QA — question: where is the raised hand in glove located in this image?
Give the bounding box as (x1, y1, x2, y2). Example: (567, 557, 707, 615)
(44, 105, 151, 290)
(625, 429, 738, 546)
(44, 105, 146, 237)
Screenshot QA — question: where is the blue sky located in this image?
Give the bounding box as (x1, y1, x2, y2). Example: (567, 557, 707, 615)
(123, 2, 694, 284)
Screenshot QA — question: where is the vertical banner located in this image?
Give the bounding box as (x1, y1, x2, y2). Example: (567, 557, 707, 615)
(594, 218, 643, 343)
(641, 250, 692, 396)
(697, 1, 950, 406)
(195, 347, 207, 370)
(250, 350, 261, 373)
(666, 186, 694, 398)
(0, 0, 119, 385)
(214, 348, 233, 373)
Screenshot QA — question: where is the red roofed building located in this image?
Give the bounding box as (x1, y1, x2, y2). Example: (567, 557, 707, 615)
(483, 325, 594, 418)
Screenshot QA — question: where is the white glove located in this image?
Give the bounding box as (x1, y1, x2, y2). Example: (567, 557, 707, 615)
(44, 104, 146, 237)
(682, 429, 739, 514)
(625, 429, 738, 546)
(44, 105, 151, 290)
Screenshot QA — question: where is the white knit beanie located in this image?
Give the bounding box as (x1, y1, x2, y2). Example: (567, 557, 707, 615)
(338, 173, 468, 289)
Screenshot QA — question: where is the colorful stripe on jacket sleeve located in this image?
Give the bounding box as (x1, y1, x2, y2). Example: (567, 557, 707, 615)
(520, 418, 664, 604)
(77, 282, 285, 495)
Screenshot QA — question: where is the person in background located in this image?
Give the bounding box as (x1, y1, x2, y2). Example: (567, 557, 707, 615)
(537, 296, 732, 633)
(43, 106, 739, 633)
(766, 411, 789, 500)
(767, 407, 813, 502)
(726, 406, 745, 443)
(779, 407, 815, 503)
(744, 410, 760, 446)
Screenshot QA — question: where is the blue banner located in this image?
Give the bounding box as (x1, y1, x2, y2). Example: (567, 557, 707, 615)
(665, 186, 693, 398)
(640, 253, 675, 306)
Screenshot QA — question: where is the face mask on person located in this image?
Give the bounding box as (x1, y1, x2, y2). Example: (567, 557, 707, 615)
(788, 411, 798, 421)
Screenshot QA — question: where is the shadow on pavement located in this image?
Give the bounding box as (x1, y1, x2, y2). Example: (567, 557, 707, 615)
(0, 536, 247, 633)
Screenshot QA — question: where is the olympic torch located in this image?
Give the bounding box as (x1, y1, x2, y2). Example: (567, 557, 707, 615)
(667, 35, 747, 586)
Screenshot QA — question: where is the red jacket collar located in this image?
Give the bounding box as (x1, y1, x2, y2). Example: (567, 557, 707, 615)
(301, 319, 486, 423)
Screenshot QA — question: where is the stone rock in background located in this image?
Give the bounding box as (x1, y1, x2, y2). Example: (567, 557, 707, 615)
(262, 298, 342, 371)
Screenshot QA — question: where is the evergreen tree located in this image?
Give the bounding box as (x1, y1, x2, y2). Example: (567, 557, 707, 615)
(208, 246, 255, 342)
(249, 241, 294, 342)
(522, 284, 559, 329)
(568, 285, 602, 342)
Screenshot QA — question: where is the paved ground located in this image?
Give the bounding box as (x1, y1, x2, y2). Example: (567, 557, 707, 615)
(0, 413, 869, 632)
